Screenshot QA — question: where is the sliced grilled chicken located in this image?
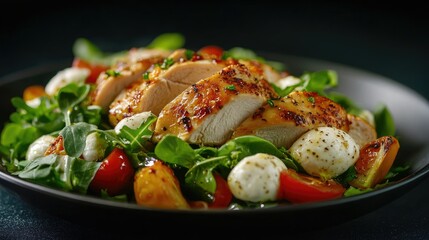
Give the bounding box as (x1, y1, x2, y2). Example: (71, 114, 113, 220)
(231, 91, 349, 148)
(108, 60, 225, 126)
(347, 114, 377, 148)
(108, 78, 188, 126)
(152, 64, 278, 146)
(125, 48, 171, 63)
(240, 60, 282, 83)
(159, 60, 225, 85)
(90, 51, 168, 110)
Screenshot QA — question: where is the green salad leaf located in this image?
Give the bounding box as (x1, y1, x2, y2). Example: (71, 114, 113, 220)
(146, 33, 185, 50)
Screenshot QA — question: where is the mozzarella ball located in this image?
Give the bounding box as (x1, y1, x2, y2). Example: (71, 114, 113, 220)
(26, 135, 56, 161)
(82, 132, 107, 161)
(114, 111, 156, 134)
(227, 153, 287, 202)
(45, 67, 90, 95)
(289, 127, 359, 180)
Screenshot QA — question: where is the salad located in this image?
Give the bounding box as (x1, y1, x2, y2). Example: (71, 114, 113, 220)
(0, 33, 405, 210)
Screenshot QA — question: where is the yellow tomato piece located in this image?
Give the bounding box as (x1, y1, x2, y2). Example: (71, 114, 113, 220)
(134, 160, 190, 209)
(349, 136, 400, 189)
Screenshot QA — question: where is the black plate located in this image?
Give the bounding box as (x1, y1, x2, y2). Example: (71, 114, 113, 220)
(1, 55, 429, 233)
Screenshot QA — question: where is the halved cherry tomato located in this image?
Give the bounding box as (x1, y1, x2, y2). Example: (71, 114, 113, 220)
(278, 169, 345, 204)
(89, 148, 135, 196)
(72, 58, 109, 84)
(198, 45, 224, 60)
(350, 136, 400, 189)
(208, 173, 232, 208)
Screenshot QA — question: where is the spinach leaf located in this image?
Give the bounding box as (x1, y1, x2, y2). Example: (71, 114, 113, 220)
(185, 156, 229, 194)
(154, 135, 200, 168)
(60, 122, 97, 157)
(327, 91, 364, 116)
(300, 70, 337, 95)
(71, 159, 101, 194)
(335, 166, 357, 186)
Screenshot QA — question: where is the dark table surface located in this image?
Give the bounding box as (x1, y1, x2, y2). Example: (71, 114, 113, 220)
(1, 2, 428, 239)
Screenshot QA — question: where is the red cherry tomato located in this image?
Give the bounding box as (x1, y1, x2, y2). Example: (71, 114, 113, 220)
(89, 148, 135, 196)
(72, 58, 109, 84)
(278, 169, 345, 204)
(198, 45, 224, 60)
(208, 173, 232, 208)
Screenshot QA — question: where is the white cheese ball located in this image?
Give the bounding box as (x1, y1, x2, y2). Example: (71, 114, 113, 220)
(227, 153, 287, 202)
(114, 111, 155, 134)
(26, 135, 56, 161)
(289, 127, 359, 180)
(45, 67, 90, 95)
(82, 132, 107, 161)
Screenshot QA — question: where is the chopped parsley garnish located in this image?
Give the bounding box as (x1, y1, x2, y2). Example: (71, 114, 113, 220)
(185, 49, 195, 60)
(142, 72, 150, 80)
(308, 96, 315, 103)
(160, 58, 175, 70)
(105, 69, 120, 77)
(225, 85, 236, 91)
(267, 99, 275, 107)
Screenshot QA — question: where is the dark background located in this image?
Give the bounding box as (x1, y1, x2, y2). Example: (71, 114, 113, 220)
(1, 2, 428, 239)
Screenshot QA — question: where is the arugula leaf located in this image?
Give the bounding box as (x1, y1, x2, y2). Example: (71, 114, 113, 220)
(217, 135, 298, 170)
(270, 83, 300, 98)
(146, 33, 185, 50)
(60, 122, 97, 157)
(14, 154, 100, 193)
(117, 114, 157, 151)
(271, 70, 338, 98)
(185, 156, 229, 194)
(57, 83, 91, 126)
(16, 154, 58, 179)
(373, 104, 396, 137)
(15, 155, 73, 191)
(9, 96, 63, 134)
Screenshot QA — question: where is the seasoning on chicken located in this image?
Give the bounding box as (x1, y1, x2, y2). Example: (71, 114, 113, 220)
(152, 63, 278, 146)
(231, 91, 349, 148)
(90, 49, 169, 110)
(108, 60, 226, 126)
